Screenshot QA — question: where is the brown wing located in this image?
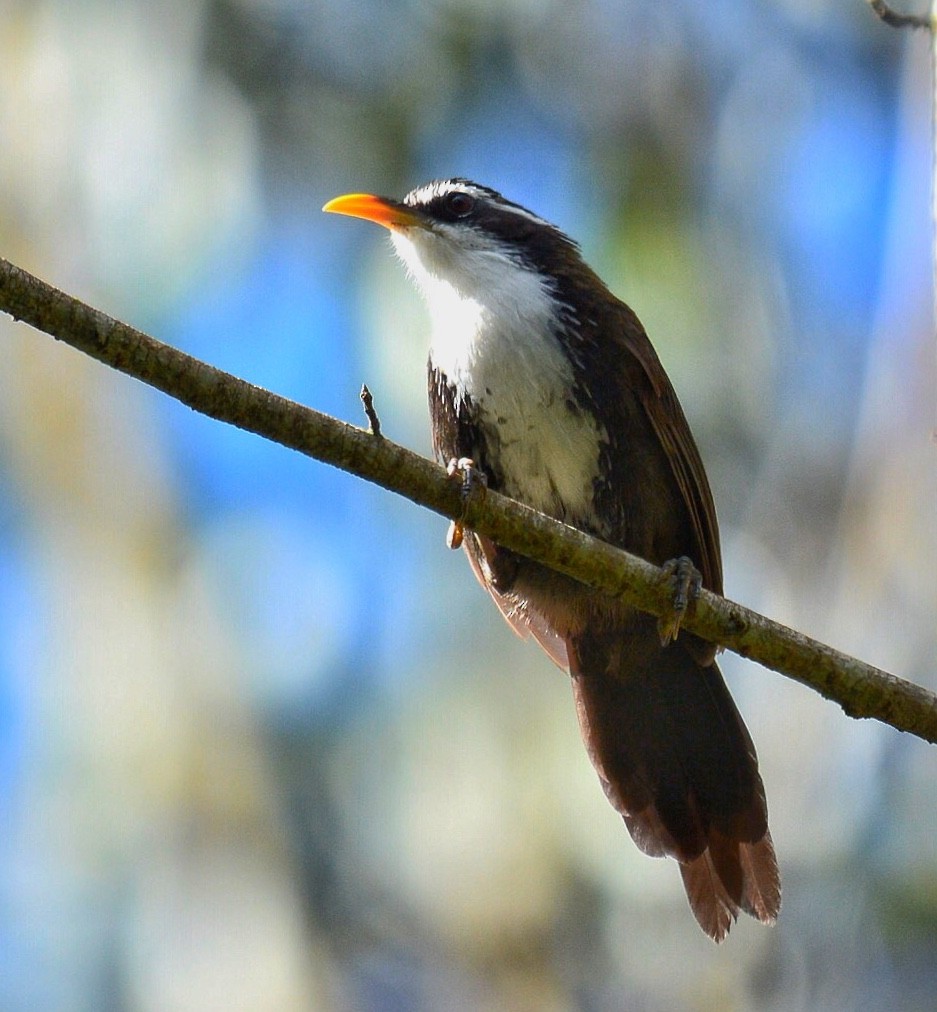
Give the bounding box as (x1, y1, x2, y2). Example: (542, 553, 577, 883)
(617, 307, 723, 597)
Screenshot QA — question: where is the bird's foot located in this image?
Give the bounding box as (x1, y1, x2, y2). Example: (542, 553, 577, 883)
(445, 457, 487, 550)
(657, 556, 702, 646)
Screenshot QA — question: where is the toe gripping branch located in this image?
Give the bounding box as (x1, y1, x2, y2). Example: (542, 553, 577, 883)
(445, 457, 487, 550)
(657, 555, 703, 646)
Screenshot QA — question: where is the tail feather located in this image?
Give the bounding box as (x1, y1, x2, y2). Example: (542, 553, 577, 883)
(569, 625, 780, 942)
(679, 832, 780, 942)
(738, 832, 781, 923)
(679, 847, 740, 943)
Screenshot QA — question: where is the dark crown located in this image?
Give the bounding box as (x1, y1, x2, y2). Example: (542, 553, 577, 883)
(403, 178, 581, 274)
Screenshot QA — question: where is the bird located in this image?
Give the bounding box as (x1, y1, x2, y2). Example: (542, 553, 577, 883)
(323, 178, 780, 941)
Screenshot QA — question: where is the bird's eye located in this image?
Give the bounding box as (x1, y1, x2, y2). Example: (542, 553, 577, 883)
(445, 192, 475, 217)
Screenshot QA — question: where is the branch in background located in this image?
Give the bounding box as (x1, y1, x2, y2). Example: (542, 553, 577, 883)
(867, 0, 932, 29)
(868, 1, 937, 399)
(1, 255, 936, 744)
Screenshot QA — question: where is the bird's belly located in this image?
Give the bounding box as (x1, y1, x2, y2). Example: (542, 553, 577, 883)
(478, 389, 607, 528)
(429, 304, 609, 530)
(474, 391, 629, 637)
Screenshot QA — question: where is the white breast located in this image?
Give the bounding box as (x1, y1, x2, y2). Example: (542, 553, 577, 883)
(391, 229, 606, 522)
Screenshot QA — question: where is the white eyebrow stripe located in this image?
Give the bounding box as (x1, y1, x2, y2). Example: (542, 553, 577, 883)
(490, 200, 554, 228)
(403, 179, 555, 229)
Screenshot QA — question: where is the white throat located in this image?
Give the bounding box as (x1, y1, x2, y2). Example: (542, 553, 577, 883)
(391, 227, 558, 385)
(390, 227, 607, 523)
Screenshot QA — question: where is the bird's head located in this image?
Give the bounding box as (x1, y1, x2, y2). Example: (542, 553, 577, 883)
(323, 178, 587, 308)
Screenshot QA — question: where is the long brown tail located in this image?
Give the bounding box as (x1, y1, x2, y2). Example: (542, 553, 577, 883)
(568, 624, 780, 942)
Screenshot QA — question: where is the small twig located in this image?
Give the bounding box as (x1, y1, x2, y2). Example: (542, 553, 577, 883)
(868, 0, 932, 29)
(359, 383, 382, 437)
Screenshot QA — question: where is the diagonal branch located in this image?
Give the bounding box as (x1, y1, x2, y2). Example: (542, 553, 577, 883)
(1, 255, 935, 744)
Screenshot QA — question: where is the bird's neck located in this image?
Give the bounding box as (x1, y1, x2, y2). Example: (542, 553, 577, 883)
(417, 267, 569, 404)
(391, 228, 571, 395)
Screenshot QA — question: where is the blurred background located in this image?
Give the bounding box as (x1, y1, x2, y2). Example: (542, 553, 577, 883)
(0, 0, 935, 1009)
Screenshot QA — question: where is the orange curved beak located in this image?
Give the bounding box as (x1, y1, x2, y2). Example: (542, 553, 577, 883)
(322, 192, 422, 230)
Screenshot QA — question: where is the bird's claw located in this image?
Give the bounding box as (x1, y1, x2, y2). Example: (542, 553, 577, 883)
(657, 556, 703, 646)
(445, 457, 487, 551)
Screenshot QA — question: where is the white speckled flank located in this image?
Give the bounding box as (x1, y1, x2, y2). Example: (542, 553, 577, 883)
(390, 223, 605, 522)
